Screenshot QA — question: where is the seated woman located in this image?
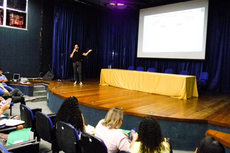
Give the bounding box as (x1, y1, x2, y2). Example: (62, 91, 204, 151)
(195, 136, 225, 153)
(130, 116, 170, 153)
(95, 107, 138, 153)
(54, 96, 86, 132)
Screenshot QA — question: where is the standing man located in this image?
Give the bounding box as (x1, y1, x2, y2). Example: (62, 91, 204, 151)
(0, 68, 14, 92)
(70, 44, 92, 85)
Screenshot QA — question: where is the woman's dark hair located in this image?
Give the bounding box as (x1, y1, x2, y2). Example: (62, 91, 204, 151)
(138, 116, 165, 153)
(55, 96, 84, 131)
(197, 136, 225, 153)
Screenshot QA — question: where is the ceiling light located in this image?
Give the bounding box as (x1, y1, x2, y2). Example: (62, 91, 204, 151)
(106, 2, 127, 10)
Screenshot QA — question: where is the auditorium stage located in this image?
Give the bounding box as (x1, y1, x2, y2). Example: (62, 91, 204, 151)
(45, 79, 230, 150)
(47, 79, 230, 128)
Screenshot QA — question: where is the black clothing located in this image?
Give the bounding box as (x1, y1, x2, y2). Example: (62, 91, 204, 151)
(72, 50, 83, 62)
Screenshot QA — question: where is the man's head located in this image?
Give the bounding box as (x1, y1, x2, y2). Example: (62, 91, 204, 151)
(75, 44, 79, 50)
(0, 69, 3, 75)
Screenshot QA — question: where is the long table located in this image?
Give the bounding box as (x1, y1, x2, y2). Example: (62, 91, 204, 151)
(100, 69, 198, 99)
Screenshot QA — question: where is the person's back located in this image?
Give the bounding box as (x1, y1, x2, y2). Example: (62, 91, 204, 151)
(130, 116, 170, 153)
(95, 108, 138, 153)
(95, 119, 130, 153)
(55, 96, 86, 132)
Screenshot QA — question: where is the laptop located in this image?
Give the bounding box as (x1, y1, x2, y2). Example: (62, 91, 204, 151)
(13, 73, 20, 82)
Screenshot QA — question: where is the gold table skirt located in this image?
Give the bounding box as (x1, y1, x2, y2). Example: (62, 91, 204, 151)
(100, 69, 198, 99)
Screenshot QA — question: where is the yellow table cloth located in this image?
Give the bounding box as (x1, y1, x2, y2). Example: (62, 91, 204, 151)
(100, 69, 198, 99)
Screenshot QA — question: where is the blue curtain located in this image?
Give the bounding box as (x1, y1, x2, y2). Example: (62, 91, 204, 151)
(52, 0, 230, 92)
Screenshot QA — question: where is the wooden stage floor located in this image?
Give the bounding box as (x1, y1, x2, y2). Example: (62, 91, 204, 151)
(47, 79, 230, 129)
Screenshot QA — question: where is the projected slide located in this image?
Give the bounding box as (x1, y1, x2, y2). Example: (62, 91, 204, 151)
(137, 0, 209, 60)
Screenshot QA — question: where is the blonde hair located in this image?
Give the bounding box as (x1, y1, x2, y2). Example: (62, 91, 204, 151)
(102, 108, 123, 129)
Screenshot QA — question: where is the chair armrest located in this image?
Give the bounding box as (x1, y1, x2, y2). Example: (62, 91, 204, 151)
(47, 113, 56, 123)
(5, 139, 39, 153)
(0, 126, 17, 134)
(47, 113, 56, 117)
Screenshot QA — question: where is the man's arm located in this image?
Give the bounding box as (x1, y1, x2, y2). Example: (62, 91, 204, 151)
(83, 49, 92, 56)
(0, 75, 8, 83)
(70, 49, 76, 58)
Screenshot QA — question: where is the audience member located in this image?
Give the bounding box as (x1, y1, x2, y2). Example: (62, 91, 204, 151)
(0, 96, 11, 115)
(0, 69, 14, 92)
(0, 97, 11, 145)
(0, 84, 25, 105)
(0, 69, 34, 103)
(195, 136, 225, 153)
(130, 116, 170, 153)
(95, 107, 138, 153)
(0, 96, 24, 145)
(54, 96, 86, 132)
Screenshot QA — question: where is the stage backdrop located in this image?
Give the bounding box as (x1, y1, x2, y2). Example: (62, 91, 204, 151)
(52, 0, 230, 93)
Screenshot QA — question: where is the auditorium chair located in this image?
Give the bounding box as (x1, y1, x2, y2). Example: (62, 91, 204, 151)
(136, 66, 144, 71)
(147, 68, 156, 72)
(2, 95, 25, 116)
(56, 121, 81, 153)
(127, 66, 134, 70)
(0, 140, 39, 153)
(81, 132, 107, 153)
(179, 70, 189, 75)
(35, 111, 58, 153)
(164, 69, 174, 74)
(20, 104, 42, 141)
(197, 72, 209, 90)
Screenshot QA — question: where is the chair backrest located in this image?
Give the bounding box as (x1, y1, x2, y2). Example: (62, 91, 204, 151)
(35, 112, 54, 142)
(81, 132, 107, 153)
(136, 66, 144, 71)
(199, 72, 209, 80)
(127, 66, 134, 70)
(147, 68, 156, 72)
(164, 69, 174, 74)
(179, 70, 189, 75)
(20, 104, 35, 128)
(56, 121, 80, 153)
(20, 104, 42, 141)
(198, 72, 209, 86)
